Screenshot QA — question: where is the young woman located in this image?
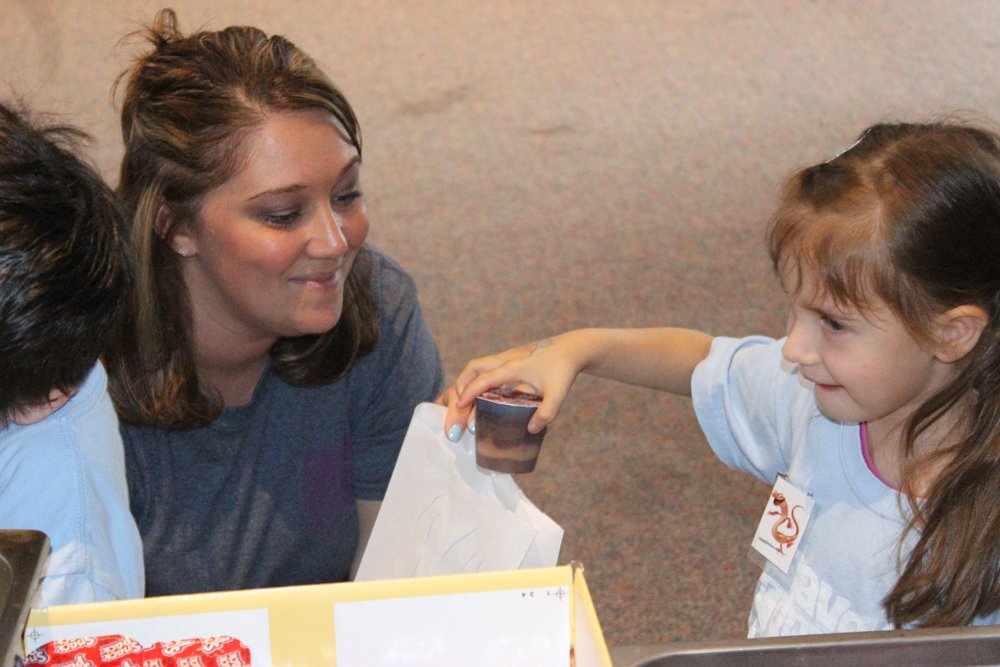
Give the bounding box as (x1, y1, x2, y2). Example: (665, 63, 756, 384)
(108, 9, 443, 596)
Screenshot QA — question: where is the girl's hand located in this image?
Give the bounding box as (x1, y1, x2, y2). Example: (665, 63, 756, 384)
(443, 333, 587, 441)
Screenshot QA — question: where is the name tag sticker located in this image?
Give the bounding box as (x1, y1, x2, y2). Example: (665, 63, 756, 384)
(750, 474, 814, 574)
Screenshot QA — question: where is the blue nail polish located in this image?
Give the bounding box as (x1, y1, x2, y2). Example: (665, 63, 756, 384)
(468, 419, 476, 435)
(447, 424, 463, 442)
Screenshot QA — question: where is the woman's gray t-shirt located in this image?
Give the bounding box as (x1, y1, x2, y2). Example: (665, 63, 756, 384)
(121, 247, 444, 596)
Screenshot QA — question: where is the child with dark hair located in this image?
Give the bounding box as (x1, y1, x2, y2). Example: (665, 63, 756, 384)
(0, 101, 143, 605)
(445, 122, 1000, 634)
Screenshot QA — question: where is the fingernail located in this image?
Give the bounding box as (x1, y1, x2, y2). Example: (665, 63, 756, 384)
(447, 424, 463, 442)
(468, 419, 476, 435)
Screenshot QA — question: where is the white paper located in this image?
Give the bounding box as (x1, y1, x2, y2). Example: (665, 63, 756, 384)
(333, 586, 570, 666)
(356, 403, 563, 580)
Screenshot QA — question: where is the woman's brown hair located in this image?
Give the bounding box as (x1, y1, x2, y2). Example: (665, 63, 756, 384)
(768, 122, 1000, 627)
(107, 8, 379, 427)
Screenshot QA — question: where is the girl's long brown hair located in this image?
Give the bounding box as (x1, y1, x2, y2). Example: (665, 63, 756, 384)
(768, 122, 1000, 627)
(106, 8, 379, 427)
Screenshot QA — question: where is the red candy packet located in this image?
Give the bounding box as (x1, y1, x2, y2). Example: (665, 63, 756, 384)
(25, 635, 251, 666)
(24, 635, 142, 666)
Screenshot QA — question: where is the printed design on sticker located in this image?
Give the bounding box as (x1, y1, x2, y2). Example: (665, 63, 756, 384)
(751, 474, 814, 574)
(215, 653, 249, 667)
(50, 656, 92, 667)
(199, 636, 236, 653)
(767, 491, 804, 553)
(24, 647, 49, 665)
(51, 638, 98, 653)
(161, 639, 199, 656)
(99, 636, 142, 661)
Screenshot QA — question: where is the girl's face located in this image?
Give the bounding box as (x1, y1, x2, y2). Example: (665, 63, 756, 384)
(780, 270, 958, 432)
(175, 109, 368, 346)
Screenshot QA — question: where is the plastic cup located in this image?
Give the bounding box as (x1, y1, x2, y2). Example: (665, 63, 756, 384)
(474, 387, 548, 473)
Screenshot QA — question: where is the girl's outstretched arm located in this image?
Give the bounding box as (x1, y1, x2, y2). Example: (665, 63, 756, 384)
(442, 327, 713, 440)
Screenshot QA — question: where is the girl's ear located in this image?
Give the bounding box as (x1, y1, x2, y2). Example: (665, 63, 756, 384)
(156, 204, 197, 258)
(932, 305, 989, 363)
(154, 203, 172, 240)
(9, 388, 77, 426)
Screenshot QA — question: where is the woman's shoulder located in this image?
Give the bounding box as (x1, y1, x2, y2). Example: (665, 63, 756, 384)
(361, 245, 426, 322)
(363, 244, 418, 293)
(348, 245, 441, 380)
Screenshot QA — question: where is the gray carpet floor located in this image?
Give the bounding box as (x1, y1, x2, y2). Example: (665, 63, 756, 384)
(4, 0, 1000, 650)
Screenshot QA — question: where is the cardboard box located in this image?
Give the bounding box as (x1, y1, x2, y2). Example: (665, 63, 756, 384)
(25, 563, 611, 666)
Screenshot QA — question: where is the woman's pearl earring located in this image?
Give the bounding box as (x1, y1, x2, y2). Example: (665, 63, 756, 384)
(176, 247, 190, 257)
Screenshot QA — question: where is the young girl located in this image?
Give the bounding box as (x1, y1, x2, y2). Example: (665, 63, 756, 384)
(443, 122, 1000, 635)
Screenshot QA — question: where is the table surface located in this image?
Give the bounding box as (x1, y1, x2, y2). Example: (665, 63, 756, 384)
(608, 626, 1000, 666)
(609, 643, 667, 666)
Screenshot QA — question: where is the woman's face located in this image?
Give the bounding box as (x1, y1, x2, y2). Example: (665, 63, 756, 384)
(175, 109, 368, 346)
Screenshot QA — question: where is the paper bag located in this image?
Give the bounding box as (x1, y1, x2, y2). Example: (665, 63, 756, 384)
(355, 403, 563, 581)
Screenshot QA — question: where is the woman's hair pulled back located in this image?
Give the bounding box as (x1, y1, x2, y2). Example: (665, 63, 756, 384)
(108, 8, 378, 427)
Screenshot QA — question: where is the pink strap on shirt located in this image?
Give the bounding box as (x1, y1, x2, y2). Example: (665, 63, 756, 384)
(860, 422, 898, 490)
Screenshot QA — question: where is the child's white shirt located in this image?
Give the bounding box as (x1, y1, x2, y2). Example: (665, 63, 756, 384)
(691, 335, 1000, 636)
(0, 361, 144, 606)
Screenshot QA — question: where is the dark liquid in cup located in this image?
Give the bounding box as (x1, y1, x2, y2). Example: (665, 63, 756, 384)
(475, 389, 547, 473)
